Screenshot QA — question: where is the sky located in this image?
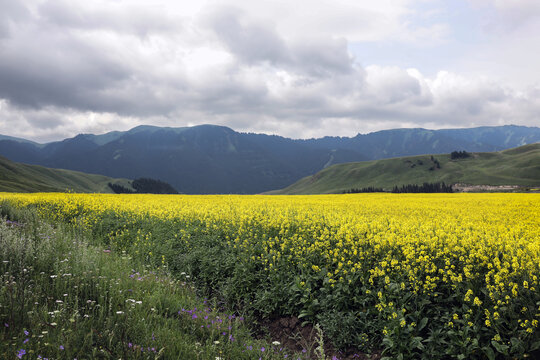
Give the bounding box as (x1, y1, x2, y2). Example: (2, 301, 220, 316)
(0, 0, 539, 143)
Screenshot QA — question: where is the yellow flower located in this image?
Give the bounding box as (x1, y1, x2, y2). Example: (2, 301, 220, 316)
(400, 319, 406, 327)
(473, 297, 482, 306)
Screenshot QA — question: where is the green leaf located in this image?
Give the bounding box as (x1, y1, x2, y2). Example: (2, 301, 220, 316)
(382, 337, 394, 348)
(531, 340, 540, 351)
(491, 340, 508, 354)
(483, 346, 496, 360)
(418, 317, 429, 331)
(412, 336, 425, 350)
(510, 337, 522, 352)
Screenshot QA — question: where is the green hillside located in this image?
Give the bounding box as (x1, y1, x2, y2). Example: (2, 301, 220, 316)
(0, 156, 132, 193)
(269, 143, 540, 194)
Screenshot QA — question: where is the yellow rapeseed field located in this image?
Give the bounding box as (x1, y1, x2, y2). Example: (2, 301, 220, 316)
(1, 192, 538, 355)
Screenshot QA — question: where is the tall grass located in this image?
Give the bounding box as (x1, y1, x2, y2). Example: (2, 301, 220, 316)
(0, 205, 302, 359)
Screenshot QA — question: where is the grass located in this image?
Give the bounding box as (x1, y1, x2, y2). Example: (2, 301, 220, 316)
(0, 205, 307, 360)
(268, 143, 540, 194)
(0, 156, 132, 193)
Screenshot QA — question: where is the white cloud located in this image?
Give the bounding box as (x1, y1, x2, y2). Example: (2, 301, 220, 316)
(0, 0, 538, 142)
(469, 0, 540, 29)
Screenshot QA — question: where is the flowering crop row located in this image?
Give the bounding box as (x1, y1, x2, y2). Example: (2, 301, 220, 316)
(1, 192, 538, 359)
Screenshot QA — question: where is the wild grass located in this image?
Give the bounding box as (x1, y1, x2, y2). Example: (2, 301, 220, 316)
(0, 205, 303, 359)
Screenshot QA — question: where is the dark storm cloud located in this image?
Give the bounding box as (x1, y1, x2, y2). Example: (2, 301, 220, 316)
(0, 0, 189, 117)
(0, 35, 130, 110)
(203, 6, 355, 77)
(204, 6, 290, 66)
(0, 2, 127, 111)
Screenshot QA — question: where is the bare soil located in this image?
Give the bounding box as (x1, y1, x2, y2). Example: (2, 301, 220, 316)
(258, 316, 381, 360)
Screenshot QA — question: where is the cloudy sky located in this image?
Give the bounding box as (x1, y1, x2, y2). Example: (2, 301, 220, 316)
(1, 0, 539, 142)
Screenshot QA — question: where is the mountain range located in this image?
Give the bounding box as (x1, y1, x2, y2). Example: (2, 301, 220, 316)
(1, 124, 539, 194)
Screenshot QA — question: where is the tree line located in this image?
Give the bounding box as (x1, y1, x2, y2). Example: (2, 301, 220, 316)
(391, 182, 453, 193)
(343, 186, 385, 193)
(343, 182, 453, 194)
(450, 150, 471, 159)
(108, 178, 179, 194)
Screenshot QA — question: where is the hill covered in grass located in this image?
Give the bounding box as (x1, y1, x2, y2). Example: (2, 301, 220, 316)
(269, 143, 540, 194)
(0, 155, 132, 193)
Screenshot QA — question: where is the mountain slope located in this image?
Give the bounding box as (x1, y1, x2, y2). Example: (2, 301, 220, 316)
(0, 124, 539, 194)
(0, 125, 365, 194)
(0, 156, 132, 193)
(301, 125, 540, 159)
(269, 143, 540, 194)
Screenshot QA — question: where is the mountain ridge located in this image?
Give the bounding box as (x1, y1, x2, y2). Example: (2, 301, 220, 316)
(1, 124, 539, 194)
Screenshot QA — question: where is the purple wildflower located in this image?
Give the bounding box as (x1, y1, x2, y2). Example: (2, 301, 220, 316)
(16, 349, 26, 359)
(24, 330, 29, 336)
(23, 338, 29, 344)
(59, 345, 64, 350)
(261, 347, 265, 352)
